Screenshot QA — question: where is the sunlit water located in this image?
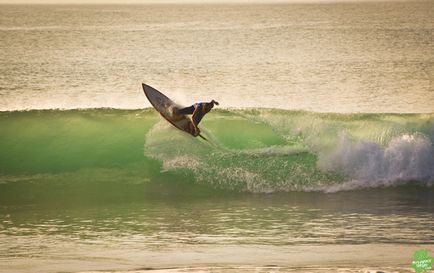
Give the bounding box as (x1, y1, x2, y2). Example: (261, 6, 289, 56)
(2, 195, 434, 248)
(1, 190, 434, 272)
(0, 2, 433, 112)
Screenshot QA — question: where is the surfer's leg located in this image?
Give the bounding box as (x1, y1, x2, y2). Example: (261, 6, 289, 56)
(192, 113, 204, 126)
(177, 105, 195, 115)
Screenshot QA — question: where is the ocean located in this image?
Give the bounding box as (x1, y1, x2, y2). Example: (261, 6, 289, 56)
(1, 2, 434, 273)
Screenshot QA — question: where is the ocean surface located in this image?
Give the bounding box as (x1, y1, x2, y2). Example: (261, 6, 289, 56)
(0, 2, 433, 112)
(1, 2, 434, 273)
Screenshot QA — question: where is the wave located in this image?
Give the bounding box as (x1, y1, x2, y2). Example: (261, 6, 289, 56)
(0, 108, 433, 199)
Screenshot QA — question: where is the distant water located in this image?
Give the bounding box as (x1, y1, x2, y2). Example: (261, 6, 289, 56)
(1, 3, 434, 273)
(0, 2, 433, 112)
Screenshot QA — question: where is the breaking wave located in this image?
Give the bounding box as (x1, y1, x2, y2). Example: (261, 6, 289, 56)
(0, 108, 433, 201)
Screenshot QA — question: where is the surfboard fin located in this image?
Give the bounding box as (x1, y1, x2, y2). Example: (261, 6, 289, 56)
(198, 134, 208, 141)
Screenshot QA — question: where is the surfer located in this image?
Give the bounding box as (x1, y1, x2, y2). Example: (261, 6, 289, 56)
(175, 100, 219, 136)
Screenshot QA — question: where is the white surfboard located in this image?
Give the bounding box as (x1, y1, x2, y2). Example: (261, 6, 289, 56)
(142, 83, 199, 137)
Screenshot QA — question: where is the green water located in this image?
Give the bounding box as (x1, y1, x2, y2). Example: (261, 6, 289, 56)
(1, 108, 433, 204)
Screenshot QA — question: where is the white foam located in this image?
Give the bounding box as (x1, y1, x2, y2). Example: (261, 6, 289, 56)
(162, 156, 203, 173)
(319, 133, 434, 192)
